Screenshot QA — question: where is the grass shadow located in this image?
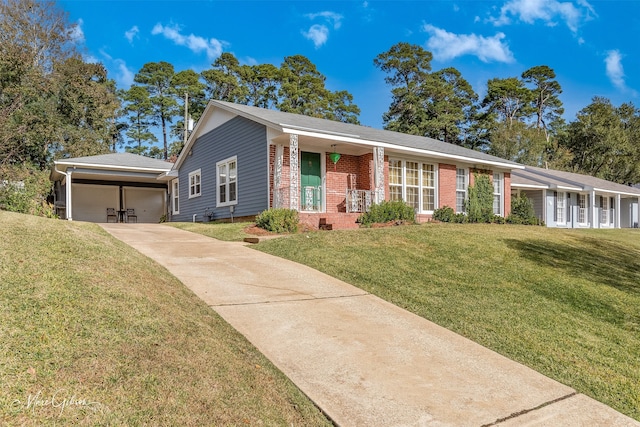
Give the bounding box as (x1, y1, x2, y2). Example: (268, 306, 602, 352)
(503, 235, 640, 295)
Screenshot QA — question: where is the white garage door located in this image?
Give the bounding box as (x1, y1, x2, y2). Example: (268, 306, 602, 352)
(72, 183, 119, 222)
(123, 187, 165, 223)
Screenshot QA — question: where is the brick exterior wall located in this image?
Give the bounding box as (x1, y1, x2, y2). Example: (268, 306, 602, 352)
(438, 163, 457, 210)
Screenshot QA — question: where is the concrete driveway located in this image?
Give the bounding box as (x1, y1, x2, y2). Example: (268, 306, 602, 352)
(101, 223, 639, 426)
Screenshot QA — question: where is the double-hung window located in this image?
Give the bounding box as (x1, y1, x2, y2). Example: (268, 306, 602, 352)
(578, 194, 587, 224)
(493, 173, 503, 216)
(600, 196, 610, 225)
(217, 156, 237, 207)
(555, 191, 566, 225)
(456, 168, 467, 213)
(188, 169, 201, 198)
(422, 164, 435, 211)
(172, 179, 180, 214)
(389, 159, 437, 212)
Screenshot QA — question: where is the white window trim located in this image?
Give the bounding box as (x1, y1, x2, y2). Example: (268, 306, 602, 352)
(578, 194, 588, 225)
(217, 156, 238, 208)
(172, 179, 180, 215)
(493, 172, 503, 216)
(556, 191, 566, 225)
(600, 196, 611, 226)
(388, 158, 438, 213)
(188, 169, 201, 199)
(456, 168, 468, 214)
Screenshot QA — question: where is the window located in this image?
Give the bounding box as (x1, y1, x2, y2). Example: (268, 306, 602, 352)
(422, 163, 435, 211)
(217, 156, 237, 207)
(578, 194, 587, 224)
(405, 161, 419, 210)
(389, 159, 437, 212)
(188, 169, 201, 198)
(172, 179, 180, 214)
(389, 159, 402, 202)
(600, 196, 610, 225)
(555, 191, 566, 225)
(493, 173, 503, 216)
(456, 168, 467, 213)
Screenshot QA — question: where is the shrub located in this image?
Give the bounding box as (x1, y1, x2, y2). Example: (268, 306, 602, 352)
(357, 200, 415, 226)
(255, 208, 299, 233)
(432, 206, 455, 222)
(0, 165, 56, 218)
(507, 195, 541, 225)
(465, 174, 494, 223)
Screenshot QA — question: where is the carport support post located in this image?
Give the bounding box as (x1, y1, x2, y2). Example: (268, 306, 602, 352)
(65, 170, 73, 221)
(616, 194, 621, 228)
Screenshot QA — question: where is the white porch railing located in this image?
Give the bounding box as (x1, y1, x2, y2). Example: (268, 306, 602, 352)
(346, 189, 376, 213)
(302, 186, 322, 212)
(274, 187, 290, 209)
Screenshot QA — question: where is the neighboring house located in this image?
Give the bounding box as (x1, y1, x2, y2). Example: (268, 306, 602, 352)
(511, 166, 640, 228)
(51, 153, 173, 223)
(168, 100, 523, 229)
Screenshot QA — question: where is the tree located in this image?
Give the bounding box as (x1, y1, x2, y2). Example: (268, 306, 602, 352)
(374, 43, 432, 135)
(521, 65, 564, 142)
(563, 97, 639, 184)
(134, 62, 177, 160)
(201, 52, 246, 103)
(169, 69, 206, 156)
(277, 55, 328, 117)
(51, 57, 119, 159)
(422, 67, 477, 144)
(0, 0, 82, 167)
(120, 85, 157, 155)
(481, 77, 533, 129)
(237, 63, 279, 109)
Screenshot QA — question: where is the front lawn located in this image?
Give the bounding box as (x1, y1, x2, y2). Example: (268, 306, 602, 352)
(253, 223, 640, 421)
(0, 212, 330, 426)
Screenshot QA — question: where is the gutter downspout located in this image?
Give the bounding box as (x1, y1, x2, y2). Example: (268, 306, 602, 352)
(54, 163, 72, 221)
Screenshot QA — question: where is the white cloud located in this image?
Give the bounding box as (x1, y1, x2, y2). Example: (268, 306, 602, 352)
(423, 24, 515, 63)
(605, 50, 626, 91)
(302, 10, 343, 48)
(306, 11, 343, 29)
(125, 26, 139, 44)
(302, 24, 330, 49)
(116, 60, 135, 87)
(70, 18, 85, 44)
(151, 23, 224, 61)
(489, 0, 596, 33)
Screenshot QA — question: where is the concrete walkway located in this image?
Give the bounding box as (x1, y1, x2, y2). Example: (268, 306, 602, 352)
(101, 223, 639, 427)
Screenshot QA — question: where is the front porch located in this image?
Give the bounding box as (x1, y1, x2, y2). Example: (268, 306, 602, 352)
(269, 134, 386, 229)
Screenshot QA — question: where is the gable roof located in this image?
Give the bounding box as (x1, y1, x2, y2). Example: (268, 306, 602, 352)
(512, 166, 640, 196)
(176, 100, 523, 170)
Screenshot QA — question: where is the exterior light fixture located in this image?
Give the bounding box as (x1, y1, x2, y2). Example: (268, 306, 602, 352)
(329, 145, 341, 170)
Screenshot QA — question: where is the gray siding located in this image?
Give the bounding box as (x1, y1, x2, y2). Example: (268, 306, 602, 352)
(172, 116, 268, 222)
(520, 190, 544, 223)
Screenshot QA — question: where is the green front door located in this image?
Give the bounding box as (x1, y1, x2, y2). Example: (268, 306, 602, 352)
(301, 152, 321, 211)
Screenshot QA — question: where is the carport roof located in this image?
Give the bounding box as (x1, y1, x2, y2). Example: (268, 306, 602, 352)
(52, 153, 173, 180)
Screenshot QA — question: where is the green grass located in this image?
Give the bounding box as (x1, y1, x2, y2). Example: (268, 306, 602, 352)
(0, 211, 331, 426)
(253, 223, 640, 421)
(167, 221, 255, 242)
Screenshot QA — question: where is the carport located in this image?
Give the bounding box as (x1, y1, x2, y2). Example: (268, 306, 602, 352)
(51, 153, 173, 223)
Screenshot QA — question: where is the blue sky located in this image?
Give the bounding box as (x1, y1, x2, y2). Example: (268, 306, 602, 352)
(61, 0, 640, 130)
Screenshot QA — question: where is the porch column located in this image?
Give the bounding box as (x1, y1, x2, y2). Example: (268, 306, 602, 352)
(65, 170, 73, 221)
(374, 146, 385, 203)
(274, 144, 284, 208)
(289, 134, 299, 211)
(591, 190, 597, 229)
(616, 194, 621, 228)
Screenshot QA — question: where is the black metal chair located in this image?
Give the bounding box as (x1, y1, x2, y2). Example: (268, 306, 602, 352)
(106, 208, 117, 223)
(126, 208, 138, 223)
